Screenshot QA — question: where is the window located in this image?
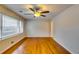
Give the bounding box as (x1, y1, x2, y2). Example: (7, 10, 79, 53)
(0, 14, 23, 39)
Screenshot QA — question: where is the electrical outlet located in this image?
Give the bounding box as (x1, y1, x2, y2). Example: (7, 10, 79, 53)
(11, 41, 14, 44)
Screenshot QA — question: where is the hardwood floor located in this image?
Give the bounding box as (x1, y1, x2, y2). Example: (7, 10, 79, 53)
(3, 37, 70, 54)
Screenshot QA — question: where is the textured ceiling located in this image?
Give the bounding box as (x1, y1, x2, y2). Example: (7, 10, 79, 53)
(5, 4, 73, 21)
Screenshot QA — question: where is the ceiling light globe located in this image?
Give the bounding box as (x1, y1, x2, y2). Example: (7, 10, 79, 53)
(34, 12, 41, 17)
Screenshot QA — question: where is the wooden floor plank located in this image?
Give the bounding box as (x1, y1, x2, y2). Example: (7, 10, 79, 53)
(3, 37, 70, 54)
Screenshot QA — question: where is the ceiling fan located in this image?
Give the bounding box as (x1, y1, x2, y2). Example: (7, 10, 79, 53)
(24, 6, 50, 17)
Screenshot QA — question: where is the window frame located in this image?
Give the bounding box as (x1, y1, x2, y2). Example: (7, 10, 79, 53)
(0, 13, 23, 40)
(0, 13, 2, 40)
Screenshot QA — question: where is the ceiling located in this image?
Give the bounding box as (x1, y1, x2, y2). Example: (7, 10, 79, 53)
(5, 4, 73, 21)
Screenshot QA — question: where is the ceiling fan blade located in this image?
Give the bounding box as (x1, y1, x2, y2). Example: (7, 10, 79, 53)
(29, 8, 35, 12)
(41, 15, 46, 17)
(41, 11, 49, 13)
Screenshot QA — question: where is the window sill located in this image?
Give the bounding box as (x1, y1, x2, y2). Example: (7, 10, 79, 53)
(1, 32, 23, 40)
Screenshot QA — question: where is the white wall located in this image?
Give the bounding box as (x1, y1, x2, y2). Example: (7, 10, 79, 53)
(25, 20, 51, 37)
(51, 5, 79, 53)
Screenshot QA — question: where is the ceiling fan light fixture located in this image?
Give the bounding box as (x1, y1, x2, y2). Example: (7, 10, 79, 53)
(34, 12, 41, 17)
